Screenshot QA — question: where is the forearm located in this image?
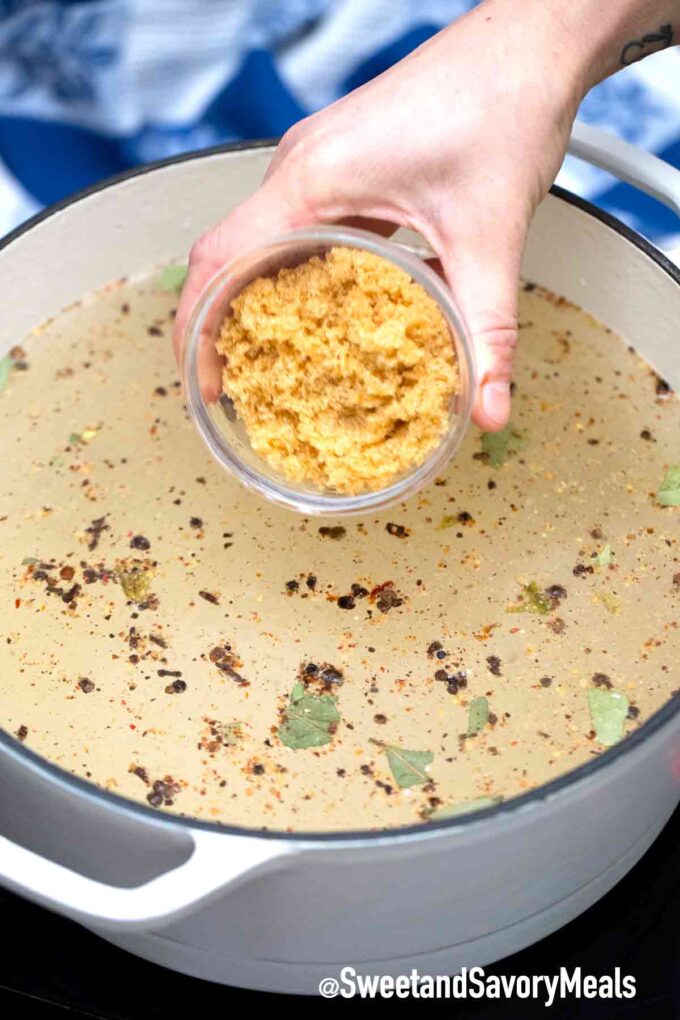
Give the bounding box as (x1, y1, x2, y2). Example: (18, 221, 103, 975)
(507, 0, 680, 94)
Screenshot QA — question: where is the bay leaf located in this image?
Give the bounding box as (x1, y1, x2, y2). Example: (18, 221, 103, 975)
(588, 688, 629, 746)
(467, 696, 489, 736)
(382, 744, 434, 788)
(657, 466, 680, 507)
(481, 424, 525, 468)
(428, 795, 502, 820)
(159, 264, 188, 293)
(278, 689, 340, 750)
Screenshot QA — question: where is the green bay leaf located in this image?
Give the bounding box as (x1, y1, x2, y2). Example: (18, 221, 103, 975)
(657, 466, 680, 507)
(588, 688, 629, 746)
(428, 795, 502, 820)
(117, 564, 152, 602)
(480, 424, 525, 468)
(278, 690, 340, 750)
(506, 581, 551, 615)
(0, 356, 12, 392)
(382, 745, 433, 788)
(595, 543, 614, 567)
(159, 264, 188, 293)
(467, 696, 489, 736)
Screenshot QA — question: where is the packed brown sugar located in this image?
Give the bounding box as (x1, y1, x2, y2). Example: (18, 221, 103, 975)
(216, 246, 458, 493)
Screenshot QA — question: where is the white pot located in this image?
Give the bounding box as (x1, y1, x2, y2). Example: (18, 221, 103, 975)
(0, 125, 678, 995)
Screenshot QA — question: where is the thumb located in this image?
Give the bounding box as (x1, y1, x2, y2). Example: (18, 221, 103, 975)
(440, 231, 522, 433)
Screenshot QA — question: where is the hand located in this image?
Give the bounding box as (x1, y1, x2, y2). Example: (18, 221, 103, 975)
(173, 0, 660, 429)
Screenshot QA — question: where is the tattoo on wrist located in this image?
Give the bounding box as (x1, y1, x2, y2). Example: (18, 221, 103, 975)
(620, 23, 673, 66)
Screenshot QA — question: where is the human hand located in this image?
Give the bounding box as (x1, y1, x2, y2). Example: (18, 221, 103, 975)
(174, 0, 660, 429)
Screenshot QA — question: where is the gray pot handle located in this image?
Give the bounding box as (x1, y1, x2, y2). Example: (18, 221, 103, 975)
(567, 121, 680, 265)
(0, 828, 290, 932)
(398, 122, 680, 266)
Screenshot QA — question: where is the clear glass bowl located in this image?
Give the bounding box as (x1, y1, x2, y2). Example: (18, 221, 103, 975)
(181, 225, 475, 516)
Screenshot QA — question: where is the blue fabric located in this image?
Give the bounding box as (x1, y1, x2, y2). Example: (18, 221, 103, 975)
(0, 0, 679, 247)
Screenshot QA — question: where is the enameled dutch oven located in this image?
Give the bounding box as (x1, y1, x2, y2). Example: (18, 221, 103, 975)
(0, 124, 678, 994)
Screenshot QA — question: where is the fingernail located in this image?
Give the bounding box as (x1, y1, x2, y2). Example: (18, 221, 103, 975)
(481, 380, 511, 428)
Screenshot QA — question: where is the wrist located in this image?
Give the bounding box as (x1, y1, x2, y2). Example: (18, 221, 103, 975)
(502, 0, 678, 92)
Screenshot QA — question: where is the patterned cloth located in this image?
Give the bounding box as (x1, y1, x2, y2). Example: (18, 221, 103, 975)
(1, 0, 679, 247)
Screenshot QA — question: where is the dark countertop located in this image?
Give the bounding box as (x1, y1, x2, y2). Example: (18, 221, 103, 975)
(1, 807, 678, 1018)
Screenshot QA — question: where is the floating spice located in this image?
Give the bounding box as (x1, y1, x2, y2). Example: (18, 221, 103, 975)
(146, 776, 182, 808)
(209, 644, 246, 685)
(85, 515, 109, 551)
(69, 427, 99, 446)
(588, 688, 629, 746)
(467, 696, 490, 736)
(480, 424, 525, 467)
(596, 589, 620, 615)
(278, 682, 340, 750)
(385, 523, 409, 539)
(486, 655, 502, 676)
(300, 662, 344, 689)
(216, 721, 243, 747)
(371, 740, 433, 789)
(656, 466, 680, 507)
(319, 525, 346, 540)
(370, 582, 404, 614)
(507, 581, 551, 615)
(117, 561, 152, 602)
(165, 679, 187, 694)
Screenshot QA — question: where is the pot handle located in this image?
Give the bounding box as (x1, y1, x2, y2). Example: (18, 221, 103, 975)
(400, 123, 680, 265)
(0, 827, 290, 933)
(567, 121, 680, 264)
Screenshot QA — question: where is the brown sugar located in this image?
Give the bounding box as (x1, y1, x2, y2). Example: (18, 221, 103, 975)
(216, 246, 458, 493)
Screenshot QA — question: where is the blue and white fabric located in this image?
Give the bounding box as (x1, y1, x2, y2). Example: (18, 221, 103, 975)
(1, 0, 679, 248)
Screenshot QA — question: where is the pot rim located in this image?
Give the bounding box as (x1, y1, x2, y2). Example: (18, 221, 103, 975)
(1, 138, 678, 847)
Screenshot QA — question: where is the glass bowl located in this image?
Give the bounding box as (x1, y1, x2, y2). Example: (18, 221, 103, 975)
(181, 225, 475, 516)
